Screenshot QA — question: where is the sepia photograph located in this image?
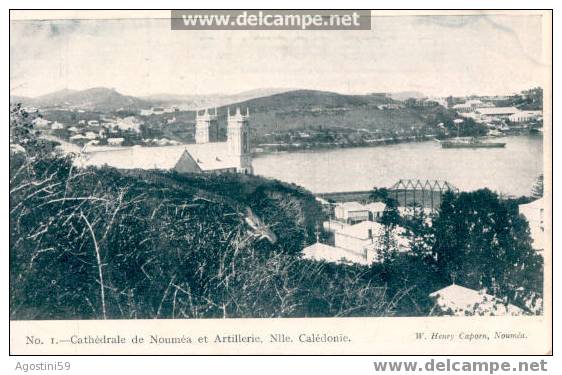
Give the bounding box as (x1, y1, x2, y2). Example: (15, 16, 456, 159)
(8, 9, 552, 355)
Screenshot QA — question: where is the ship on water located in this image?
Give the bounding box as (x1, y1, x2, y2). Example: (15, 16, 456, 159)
(440, 120, 506, 148)
(441, 137, 506, 148)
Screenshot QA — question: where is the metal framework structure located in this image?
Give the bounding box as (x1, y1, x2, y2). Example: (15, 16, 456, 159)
(390, 179, 459, 210)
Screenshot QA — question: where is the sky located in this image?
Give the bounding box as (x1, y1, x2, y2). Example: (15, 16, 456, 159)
(10, 12, 548, 98)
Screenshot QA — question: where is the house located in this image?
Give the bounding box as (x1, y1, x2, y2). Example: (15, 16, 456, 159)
(334, 221, 385, 256)
(335, 221, 410, 253)
(106, 137, 125, 146)
(23, 106, 38, 113)
(32, 118, 50, 128)
(69, 134, 88, 141)
(429, 284, 525, 316)
(50, 121, 64, 130)
(323, 220, 349, 233)
(508, 110, 542, 123)
(364, 202, 386, 220)
(334, 202, 369, 223)
(452, 103, 473, 113)
(519, 198, 545, 254)
(303, 220, 410, 266)
(476, 107, 519, 119)
(301, 242, 374, 265)
(76, 107, 253, 175)
(84, 131, 98, 140)
(114, 116, 142, 132)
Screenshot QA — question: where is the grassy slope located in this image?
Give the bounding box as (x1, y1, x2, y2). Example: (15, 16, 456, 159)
(216, 90, 447, 134)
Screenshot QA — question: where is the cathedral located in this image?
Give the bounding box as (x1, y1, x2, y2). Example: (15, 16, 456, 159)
(193, 107, 253, 174)
(77, 107, 253, 175)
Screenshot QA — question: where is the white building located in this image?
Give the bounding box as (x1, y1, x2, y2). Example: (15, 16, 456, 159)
(84, 131, 98, 140)
(476, 107, 519, 120)
(303, 220, 410, 266)
(334, 202, 369, 223)
(32, 118, 51, 128)
(69, 134, 88, 141)
(429, 284, 525, 316)
(107, 137, 125, 146)
(76, 107, 253, 175)
(334, 221, 385, 258)
(364, 202, 386, 220)
(334, 201, 387, 224)
(50, 121, 64, 130)
(114, 116, 142, 132)
(519, 198, 545, 254)
(508, 110, 542, 123)
(302, 242, 373, 265)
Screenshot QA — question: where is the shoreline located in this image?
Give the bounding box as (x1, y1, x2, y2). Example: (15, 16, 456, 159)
(252, 130, 541, 158)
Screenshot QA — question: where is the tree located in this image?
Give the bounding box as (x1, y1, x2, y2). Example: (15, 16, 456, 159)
(380, 198, 401, 228)
(10, 104, 57, 157)
(369, 187, 390, 202)
(430, 189, 543, 311)
(370, 187, 401, 227)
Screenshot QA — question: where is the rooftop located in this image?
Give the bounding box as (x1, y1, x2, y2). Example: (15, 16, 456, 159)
(76, 143, 239, 171)
(476, 107, 519, 115)
(336, 201, 367, 212)
(364, 202, 386, 212)
(429, 284, 525, 316)
(302, 242, 371, 265)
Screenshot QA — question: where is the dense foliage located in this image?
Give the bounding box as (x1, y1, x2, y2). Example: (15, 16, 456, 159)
(10, 105, 404, 319)
(431, 190, 543, 311)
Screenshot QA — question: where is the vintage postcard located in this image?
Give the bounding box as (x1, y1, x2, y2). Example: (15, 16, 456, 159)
(9, 9, 552, 355)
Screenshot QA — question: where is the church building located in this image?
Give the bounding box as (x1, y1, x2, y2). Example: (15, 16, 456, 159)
(76, 107, 253, 174)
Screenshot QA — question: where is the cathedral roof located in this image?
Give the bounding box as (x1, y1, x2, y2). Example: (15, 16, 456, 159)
(76, 143, 239, 172)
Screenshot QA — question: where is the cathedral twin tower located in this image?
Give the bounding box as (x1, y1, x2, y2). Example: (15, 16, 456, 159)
(195, 107, 253, 174)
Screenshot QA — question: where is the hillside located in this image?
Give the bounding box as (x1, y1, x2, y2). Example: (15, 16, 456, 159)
(213, 89, 451, 135)
(14, 87, 150, 111)
(11, 144, 404, 320)
(13, 87, 458, 145)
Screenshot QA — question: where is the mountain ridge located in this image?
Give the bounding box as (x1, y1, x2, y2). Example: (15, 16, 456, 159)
(11, 87, 430, 113)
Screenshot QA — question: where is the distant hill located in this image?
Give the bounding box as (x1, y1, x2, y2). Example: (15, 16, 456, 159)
(142, 88, 295, 110)
(211, 89, 449, 135)
(12, 87, 453, 137)
(12, 87, 150, 112)
(12, 87, 296, 112)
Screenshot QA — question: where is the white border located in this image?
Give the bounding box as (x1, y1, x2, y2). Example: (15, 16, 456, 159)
(2, 1, 559, 374)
